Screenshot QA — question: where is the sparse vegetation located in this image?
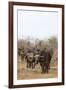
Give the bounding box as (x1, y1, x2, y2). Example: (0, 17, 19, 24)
(17, 36, 58, 80)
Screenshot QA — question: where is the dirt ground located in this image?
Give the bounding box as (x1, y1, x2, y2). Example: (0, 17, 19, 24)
(17, 57, 58, 80)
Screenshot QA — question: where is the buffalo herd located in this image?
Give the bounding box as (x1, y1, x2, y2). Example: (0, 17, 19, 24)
(18, 48, 52, 73)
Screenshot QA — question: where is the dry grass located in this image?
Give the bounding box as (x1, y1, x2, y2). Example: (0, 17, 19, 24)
(17, 57, 58, 80)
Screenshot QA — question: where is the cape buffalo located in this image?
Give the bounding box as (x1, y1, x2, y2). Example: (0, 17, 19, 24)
(39, 48, 52, 73)
(25, 51, 35, 69)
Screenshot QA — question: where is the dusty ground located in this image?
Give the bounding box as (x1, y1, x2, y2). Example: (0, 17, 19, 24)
(17, 57, 58, 80)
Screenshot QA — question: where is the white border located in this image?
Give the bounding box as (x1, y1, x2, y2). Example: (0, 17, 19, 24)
(13, 5, 62, 85)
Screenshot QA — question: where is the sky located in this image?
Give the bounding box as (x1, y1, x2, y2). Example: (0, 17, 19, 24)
(18, 9, 58, 40)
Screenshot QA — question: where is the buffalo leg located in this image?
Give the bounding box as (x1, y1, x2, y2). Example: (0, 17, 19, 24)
(40, 63, 45, 73)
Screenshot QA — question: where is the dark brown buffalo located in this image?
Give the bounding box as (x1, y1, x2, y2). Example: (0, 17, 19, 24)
(39, 49, 52, 73)
(25, 49, 40, 69)
(25, 48, 52, 73)
(25, 52, 35, 69)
